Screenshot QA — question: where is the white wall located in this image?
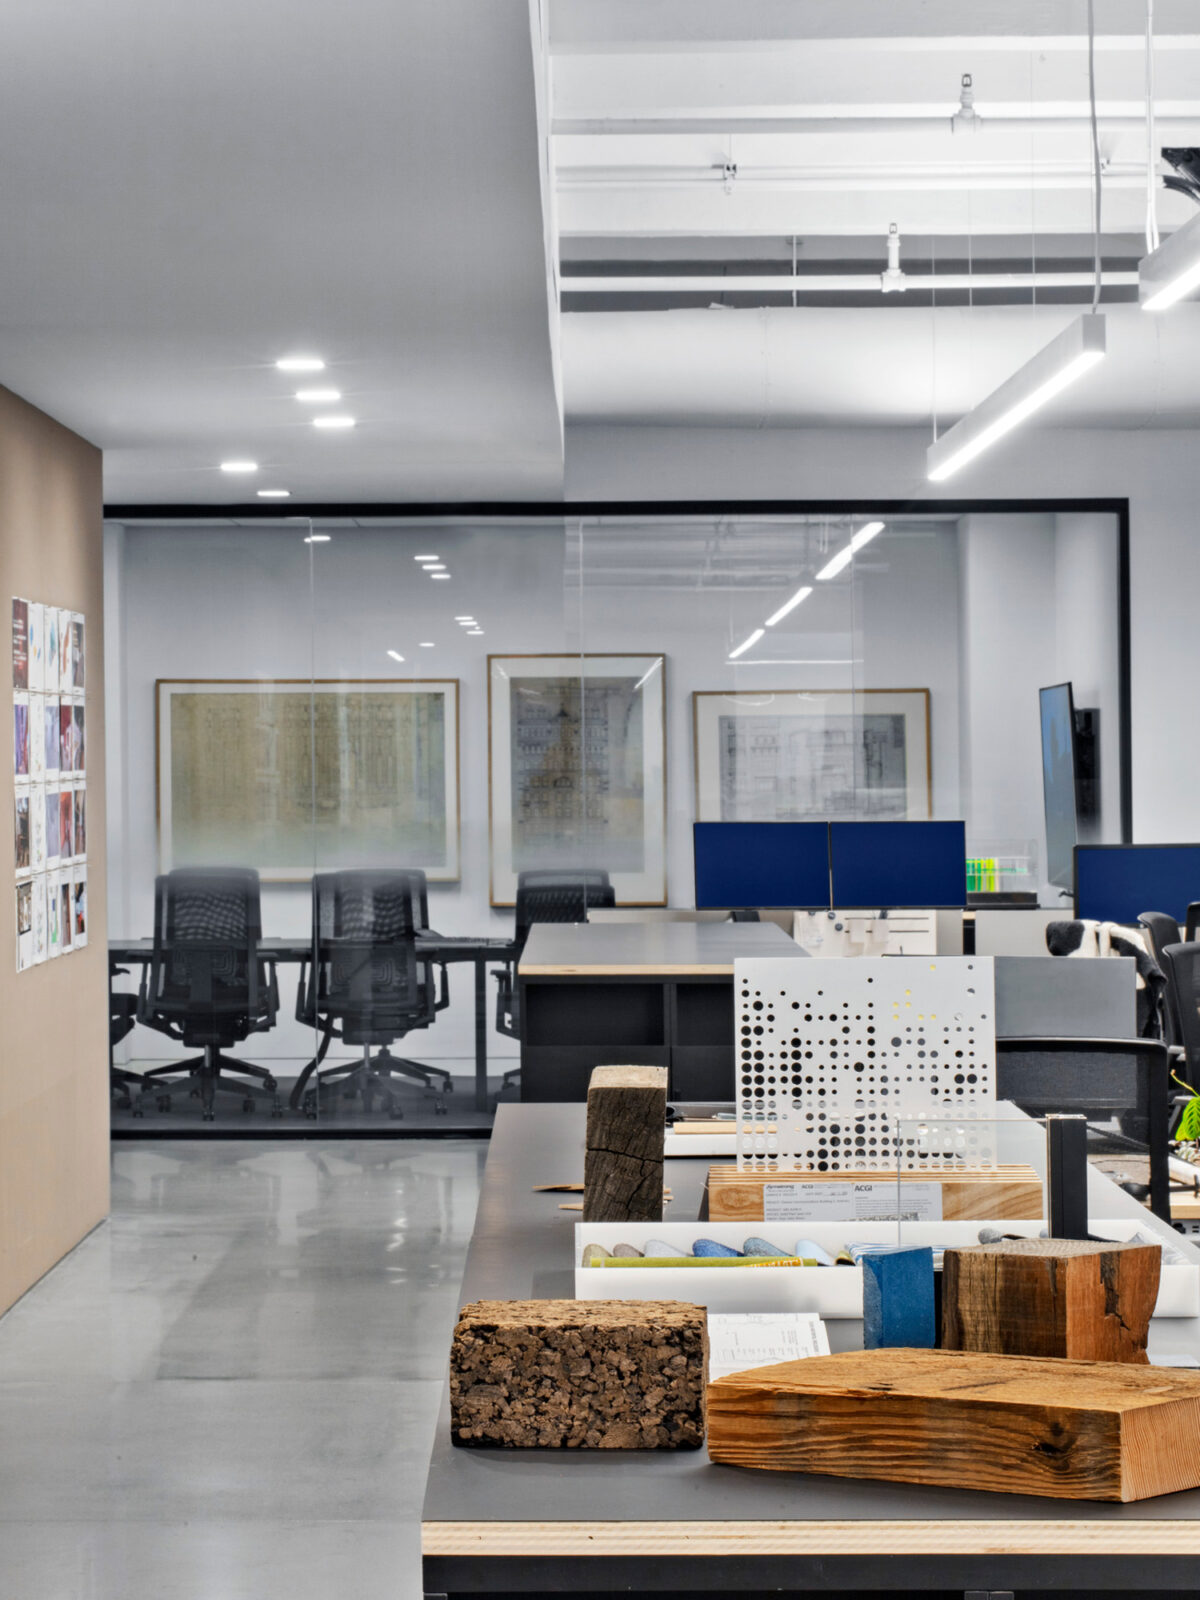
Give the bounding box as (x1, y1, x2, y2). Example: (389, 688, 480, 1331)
(568, 423, 1200, 840)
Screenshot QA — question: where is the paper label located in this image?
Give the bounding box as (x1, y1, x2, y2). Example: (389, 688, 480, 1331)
(762, 1180, 943, 1223)
(707, 1312, 830, 1381)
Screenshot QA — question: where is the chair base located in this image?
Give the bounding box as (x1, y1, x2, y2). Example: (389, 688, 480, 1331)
(290, 1044, 451, 1119)
(111, 1065, 152, 1115)
(140, 1048, 282, 1121)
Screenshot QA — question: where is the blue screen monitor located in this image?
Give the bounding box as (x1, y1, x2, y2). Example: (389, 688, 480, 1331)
(693, 822, 831, 910)
(829, 820, 967, 909)
(1040, 683, 1080, 891)
(1075, 843, 1200, 926)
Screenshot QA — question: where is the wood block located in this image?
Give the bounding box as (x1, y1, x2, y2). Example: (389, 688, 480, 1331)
(942, 1237, 1161, 1364)
(583, 1064, 668, 1223)
(706, 1165, 1043, 1223)
(450, 1298, 706, 1449)
(707, 1347, 1200, 1501)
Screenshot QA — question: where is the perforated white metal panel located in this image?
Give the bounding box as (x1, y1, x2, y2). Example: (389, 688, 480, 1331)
(735, 956, 996, 1171)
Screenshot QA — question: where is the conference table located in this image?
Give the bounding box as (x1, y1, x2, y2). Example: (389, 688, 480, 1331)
(421, 1102, 1200, 1600)
(108, 933, 520, 1112)
(517, 920, 808, 1101)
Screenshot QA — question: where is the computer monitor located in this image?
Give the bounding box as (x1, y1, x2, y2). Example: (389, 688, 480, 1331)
(828, 820, 967, 909)
(1040, 683, 1080, 892)
(692, 821, 831, 910)
(1075, 843, 1200, 926)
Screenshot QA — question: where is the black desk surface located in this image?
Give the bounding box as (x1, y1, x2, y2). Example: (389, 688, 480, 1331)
(422, 1103, 1200, 1597)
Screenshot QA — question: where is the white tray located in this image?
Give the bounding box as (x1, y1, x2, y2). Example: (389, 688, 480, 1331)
(574, 1220, 1200, 1320)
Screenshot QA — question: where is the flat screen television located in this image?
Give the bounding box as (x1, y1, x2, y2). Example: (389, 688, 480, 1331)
(692, 821, 831, 910)
(828, 820, 967, 909)
(1039, 683, 1080, 892)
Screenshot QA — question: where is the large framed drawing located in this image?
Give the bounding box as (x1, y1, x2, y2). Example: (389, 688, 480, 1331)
(488, 654, 666, 906)
(693, 688, 931, 821)
(157, 679, 460, 882)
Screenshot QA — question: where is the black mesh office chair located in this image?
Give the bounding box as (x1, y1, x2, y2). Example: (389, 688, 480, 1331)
(494, 870, 616, 1094)
(1139, 911, 1181, 1044)
(137, 868, 281, 1120)
(289, 870, 450, 1118)
(109, 978, 146, 1113)
(996, 1036, 1171, 1222)
(1159, 941, 1200, 1086)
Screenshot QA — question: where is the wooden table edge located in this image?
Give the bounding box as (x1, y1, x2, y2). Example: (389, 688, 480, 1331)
(422, 1517, 1200, 1557)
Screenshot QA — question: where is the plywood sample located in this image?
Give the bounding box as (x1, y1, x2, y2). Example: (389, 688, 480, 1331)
(450, 1298, 706, 1449)
(583, 1064, 667, 1222)
(942, 1237, 1161, 1364)
(707, 1347, 1200, 1501)
(706, 1165, 1043, 1223)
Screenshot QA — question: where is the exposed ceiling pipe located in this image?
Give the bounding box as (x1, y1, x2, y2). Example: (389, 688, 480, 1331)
(562, 270, 1138, 294)
(552, 114, 1198, 137)
(558, 162, 1149, 193)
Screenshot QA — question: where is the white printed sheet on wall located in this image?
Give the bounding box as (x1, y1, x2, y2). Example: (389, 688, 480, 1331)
(12, 598, 87, 971)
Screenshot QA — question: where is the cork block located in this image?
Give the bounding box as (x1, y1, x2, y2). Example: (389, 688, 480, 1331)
(450, 1298, 707, 1449)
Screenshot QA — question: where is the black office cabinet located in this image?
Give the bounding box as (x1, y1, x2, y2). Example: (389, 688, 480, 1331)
(518, 973, 735, 1101)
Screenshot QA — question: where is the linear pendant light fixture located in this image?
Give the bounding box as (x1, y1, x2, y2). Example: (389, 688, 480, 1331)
(815, 520, 885, 581)
(1140, 210, 1200, 309)
(926, 313, 1106, 482)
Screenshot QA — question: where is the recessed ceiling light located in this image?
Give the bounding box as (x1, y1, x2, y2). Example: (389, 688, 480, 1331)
(430, 573, 451, 580)
(422, 563, 446, 571)
(294, 388, 341, 403)
(387, 650, 405, 662)
(414, 554, 438, 561)
(454, 616, 475, 622)
(312, 415, 355, 430)
(304, 534, 332, 544)
(257, 488, 290, 499)
(276, 355, 325, 372)
(220, 460, 258, 473)
(467, 629, 484, 635)
(419, 641, 435, 648)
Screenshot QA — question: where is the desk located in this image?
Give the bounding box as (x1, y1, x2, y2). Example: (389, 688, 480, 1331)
(517, 921, 807, 1102)
(421, 1103, 1200, 1600)
(108, 934, 519, 1113)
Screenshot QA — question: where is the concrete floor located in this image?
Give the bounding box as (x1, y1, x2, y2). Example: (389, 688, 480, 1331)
(0, 1139, 486, 1600)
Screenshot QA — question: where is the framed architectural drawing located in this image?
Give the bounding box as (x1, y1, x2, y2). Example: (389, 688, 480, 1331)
(488, 653, 667, 906)
(157, 678, 460, 881)
(693, 688, 931, 822)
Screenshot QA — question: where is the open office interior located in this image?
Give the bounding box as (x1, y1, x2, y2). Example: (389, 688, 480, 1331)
(4, 4, 1200, 1599)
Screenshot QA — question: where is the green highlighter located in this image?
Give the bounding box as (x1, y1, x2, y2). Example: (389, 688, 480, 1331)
(599, 1255, 819, 1268)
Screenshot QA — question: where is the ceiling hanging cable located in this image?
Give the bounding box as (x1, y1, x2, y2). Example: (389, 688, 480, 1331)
(1086, 0, 1104, 311)
(1145, 0, 1161, 253)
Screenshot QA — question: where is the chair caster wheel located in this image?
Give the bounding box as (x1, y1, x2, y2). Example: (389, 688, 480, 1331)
(264, 1076, 278, 1093)
(157, 1096, 172, 1113)
(435, 1100, 448, 1116)
(301, 1091, 318, 1119)
(202, 1111, 215, 1122)
(132, 1105, 144, 1118)
(270, 1098, 284, 1119)
(242, 1097, 255, 1113)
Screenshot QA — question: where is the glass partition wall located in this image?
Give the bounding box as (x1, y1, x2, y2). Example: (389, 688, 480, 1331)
(104, 504, 1127, 1133)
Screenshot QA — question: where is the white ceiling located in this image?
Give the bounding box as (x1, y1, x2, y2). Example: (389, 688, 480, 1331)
(0, 0, 563, 504)
(0, 1, 1196, 503)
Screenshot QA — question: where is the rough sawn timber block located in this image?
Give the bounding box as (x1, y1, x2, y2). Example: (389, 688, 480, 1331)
(941, 1236, 1161, 1363)
(583, 1064, 667, 1223)
(450, 1298, 707, 1449)
(707, 1347, 1200, 1501)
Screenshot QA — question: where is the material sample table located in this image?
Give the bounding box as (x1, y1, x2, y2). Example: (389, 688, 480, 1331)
(516, 920, 807, 1102)
(422, 1102, 1200, 1600)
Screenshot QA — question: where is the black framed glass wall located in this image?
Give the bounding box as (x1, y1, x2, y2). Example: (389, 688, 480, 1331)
(103, 500, 1129, 1133)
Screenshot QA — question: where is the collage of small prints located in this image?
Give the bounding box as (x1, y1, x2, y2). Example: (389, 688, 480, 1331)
(11, 597, 87, 971)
